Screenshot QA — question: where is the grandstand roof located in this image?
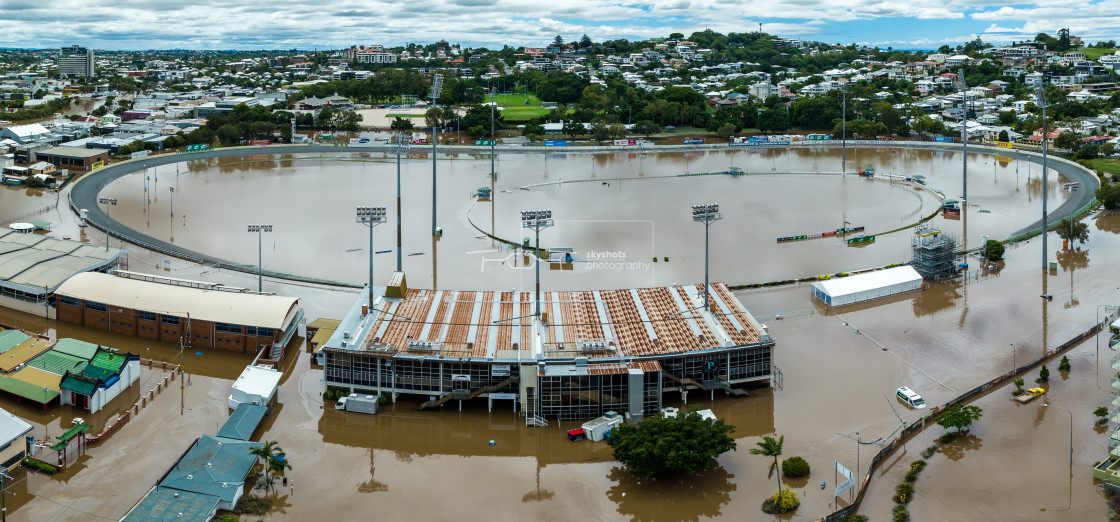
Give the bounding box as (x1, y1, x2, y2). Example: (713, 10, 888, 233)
(0, 230, 124, 296)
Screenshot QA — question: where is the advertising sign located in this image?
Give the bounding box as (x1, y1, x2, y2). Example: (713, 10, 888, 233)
(349, 138, 371, 146)
(130, 150, 150, 159)
(613, 139, 636, 146)
(683, 138, 704, 145)
(933, 136, 955, 143)
(491, 365, 511, 377)
(834, 461, 855, 497)
(995, 141, 1012, 149)
(250, 139, 271, 146)
(475, 139, 495, 146)
(544, 140, 567, 146)
(91, 160, 104, 170)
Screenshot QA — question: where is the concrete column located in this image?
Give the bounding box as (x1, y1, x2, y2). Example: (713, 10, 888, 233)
(627, 369, 644, 423)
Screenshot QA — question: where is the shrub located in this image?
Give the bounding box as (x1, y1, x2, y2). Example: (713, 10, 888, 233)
(910, 459, 927, 472)
(781, 456, 811, 478)
(1058, 356, 1071, 372)
(904, 469, 921, 483)
(762, 490, 800, 513)
(220, 516, 239, 522)
(1037, 364, 1050, 383)
(983, 239, 1005, 261)
(840, 516, 869, 522)
(234, 494, 273, 515)
(892, 504, 911, 522)
(22, 457, 58, 474)
(936, 431, 958, 445)
(894, 482, 915, 504)
(663, 257, 669, 262)
(652, 257, 658, 262)
(921, 445, 938, 458)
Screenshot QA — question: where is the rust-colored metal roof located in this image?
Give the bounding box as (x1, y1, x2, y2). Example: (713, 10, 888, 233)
(354, 283, 764, 359)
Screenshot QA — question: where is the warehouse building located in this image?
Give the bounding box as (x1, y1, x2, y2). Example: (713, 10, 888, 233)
(0, 230, 125, 318)
(322, 274, 774, 423)
(32, 146, 109, 172)
(53, 271, 303, 354)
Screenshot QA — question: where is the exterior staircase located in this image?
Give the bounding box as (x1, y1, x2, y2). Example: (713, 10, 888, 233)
(419, 376, 518, 410)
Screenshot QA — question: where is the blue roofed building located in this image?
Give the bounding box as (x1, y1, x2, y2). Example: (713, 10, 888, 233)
(158, 435, 262, 511)
(217, 403, 267, 441)
(120, 486, 220, 522)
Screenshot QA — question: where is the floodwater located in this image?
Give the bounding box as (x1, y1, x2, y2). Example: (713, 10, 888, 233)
(0, 150, 1114, 521)
(100, 147, 1066, 291)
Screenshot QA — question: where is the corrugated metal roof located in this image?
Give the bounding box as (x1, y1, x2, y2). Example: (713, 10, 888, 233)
(0, 330, 31, 354)
(0, 408, 32, 447)
(0, 372, 60, 403)
(216, 404, 267, 441)
(55, 272, 299, 329)
(26, 350, 87, 376)
(810, 266, 924, 298)
(0, 337, 50, 372)
(50, 338, 99, 360)
(0, 230, 124, 295)
(61, 375, 97, 395)
(122, 487, 220, 522)
(159, 435, 261, 503)
(90, 350, 127, 372)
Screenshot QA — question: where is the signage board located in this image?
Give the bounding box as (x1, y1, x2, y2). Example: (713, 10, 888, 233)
(130, 150, 150, 159)
(544, 140, 567, 146)
(475, 139, 495, 146)
(995, 141, 1012, 149)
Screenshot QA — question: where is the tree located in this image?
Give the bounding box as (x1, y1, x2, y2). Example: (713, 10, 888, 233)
(590, 121, 611, 143)
(1102, 143, 1115, 156)
(1012, 377, 1025, 395)
(750, 435, 785, 505)
(936, 405, 983, 432)
(390, 117, 414, 132)
(607, 411, 736, 478)
(579, 34, 593, 49)
(522, 122, 545, 140)
(1058, 355, 1071, 372)
(757, 108, 788, 134)
(562, 120, 584, 139)
(1098, 184, 1120, 210)
(632, 120, 661, 137)
(1053, 132, 1079, 151)
(553, 35, 564, 48)
(997, 130, 1009, 142)
(983, 239, 1005, 261)
(267, 454, 292, 490)
(715, 123, 737, 140)
(1055, 218, 1089, 244)
(249, 441, 285, 489)
(1037, 364, 1050, 383)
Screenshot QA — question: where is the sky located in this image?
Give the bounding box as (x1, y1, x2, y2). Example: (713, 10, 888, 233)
(0, 0, 1117, 51)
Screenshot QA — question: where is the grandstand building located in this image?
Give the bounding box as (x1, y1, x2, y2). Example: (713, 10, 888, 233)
(320, 273, 774, 423)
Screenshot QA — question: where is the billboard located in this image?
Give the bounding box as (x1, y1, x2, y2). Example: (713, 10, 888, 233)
(250, 139, 271, 146)
(91, 160, 104, 170)
(130, 150, 150, 159)
(349, 138, 371, 146)
(474, 139, 495, 146)
(683, 138, 704, 145)
(544, 140, 567, 146)
(995, 141, 1012, 149)
(834, 461, 855, 497)
(613, 139, 636, 146)
(933, 136, 955, 143)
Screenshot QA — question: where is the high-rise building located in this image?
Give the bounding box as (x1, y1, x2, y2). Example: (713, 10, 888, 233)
(58, 45, 94, 78)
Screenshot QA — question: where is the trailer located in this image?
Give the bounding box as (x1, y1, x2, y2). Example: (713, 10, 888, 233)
(581, 411, 623, 441)
(336, 393, 380, 414)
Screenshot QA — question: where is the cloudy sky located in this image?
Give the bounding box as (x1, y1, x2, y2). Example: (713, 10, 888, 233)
(1, 0, 1117, 51)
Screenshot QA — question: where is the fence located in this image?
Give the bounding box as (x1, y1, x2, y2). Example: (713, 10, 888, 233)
(0, 205, 52, 226)
(819, 319, 1107, 521)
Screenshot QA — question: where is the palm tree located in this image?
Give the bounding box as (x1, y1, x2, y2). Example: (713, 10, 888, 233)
(268, 454, 292, 491)
(750, 435, 785, 503)
(249, 441, 284, 489)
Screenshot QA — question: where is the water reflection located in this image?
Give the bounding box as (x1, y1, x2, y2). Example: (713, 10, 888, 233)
(1056, 248, 1088, 310)
(605, 464, 735, 521)
(358, 449, 389, 493)
(911, 282, 964, 318)
(939, 433, 982, 462)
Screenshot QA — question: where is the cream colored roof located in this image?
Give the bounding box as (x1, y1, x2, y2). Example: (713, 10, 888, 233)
(55, 272, 298, 329)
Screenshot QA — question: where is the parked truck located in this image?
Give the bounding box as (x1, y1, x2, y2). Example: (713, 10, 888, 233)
(1014, 387, 1045, 403)
(336, 393, 380, 415)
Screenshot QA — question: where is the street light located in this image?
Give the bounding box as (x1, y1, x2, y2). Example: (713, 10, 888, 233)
(356, 206, 386, 312)
(1041, 403, 1073, 466)
(98, 196, 116, 252)
(169, 186, 175, 216)
(246, 224, 273, 292)
(692, 204, 723, 311)
(521, 210, 554, 319)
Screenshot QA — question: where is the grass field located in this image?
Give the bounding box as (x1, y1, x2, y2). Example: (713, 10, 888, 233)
(493, 93, 543, 107)
(1079, 47, 1118, 60)
(494, 93, 551, 121)
(1086, 158, 1120, 174)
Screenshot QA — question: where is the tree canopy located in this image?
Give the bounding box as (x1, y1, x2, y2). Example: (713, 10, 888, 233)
(608, 411, 736, 478)
(936, 405, 982, 432)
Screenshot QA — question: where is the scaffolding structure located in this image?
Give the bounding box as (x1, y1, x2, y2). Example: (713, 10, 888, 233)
(911, 225, 960, 281)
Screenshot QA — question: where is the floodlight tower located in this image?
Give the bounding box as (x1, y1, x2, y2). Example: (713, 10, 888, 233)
(841, 83, 847, 171)
(392, 134, 410, 272)
(98, 197, 116, 251)
(958, 68, 968, 204)
(356, 206, 387, 311)
(246, 224, 273, 292)
(1039, 83, 1050, 270)
(692, 204, 723, 311)
(430, 73, 444, 236)
(521, 210, 554, 318)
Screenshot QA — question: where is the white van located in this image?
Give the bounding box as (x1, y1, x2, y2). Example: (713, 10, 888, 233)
(896, 386, 926, 409)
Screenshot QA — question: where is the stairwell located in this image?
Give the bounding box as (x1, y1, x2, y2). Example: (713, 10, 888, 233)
(419, 376, 519, 410)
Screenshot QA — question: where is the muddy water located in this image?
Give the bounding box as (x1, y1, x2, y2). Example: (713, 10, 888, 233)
(101, 147, 1063, 290)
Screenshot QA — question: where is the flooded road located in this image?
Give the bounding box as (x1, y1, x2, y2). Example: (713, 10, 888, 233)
(100, 147, 1066, 290)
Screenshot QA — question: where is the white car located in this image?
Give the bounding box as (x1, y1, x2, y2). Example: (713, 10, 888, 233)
(896, 386, 927, 409)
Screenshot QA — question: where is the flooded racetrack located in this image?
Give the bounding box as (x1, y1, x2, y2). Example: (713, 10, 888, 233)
(2, 145, 1113, 521)
(99, 147, 1066, 290)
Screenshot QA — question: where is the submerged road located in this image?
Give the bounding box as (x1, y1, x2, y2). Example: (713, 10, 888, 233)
(68, 142, 1098, 285)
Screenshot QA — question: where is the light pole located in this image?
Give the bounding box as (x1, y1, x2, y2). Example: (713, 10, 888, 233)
(1040, 83, 1049, 270)
(392, 133, 410, 272)
(490, 86, 496, 178)
(1042, 403, 1073, 466)
(98, 196, 116, 251)
(692, 204, 723, 311)
(430, 74, 443, 236)
(246, 224, 273, 292)
(1063, 182, 1079, 246)
(521, 210, 554, 318)
(1010, 343, 1016, 373)
(169, 186, 174, 216)
(841, 85, 847, 171)
(0, 470, 11, 521)
(356, 206, 386, 312)
(958, 68, 968, 205)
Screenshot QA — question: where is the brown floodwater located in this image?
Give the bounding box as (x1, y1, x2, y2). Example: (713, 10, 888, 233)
(1, 152, 1114, 521)
(98, 147, 1067, 291)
